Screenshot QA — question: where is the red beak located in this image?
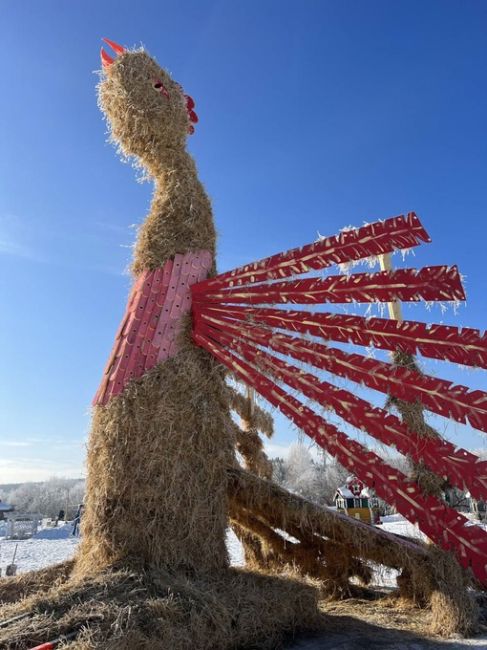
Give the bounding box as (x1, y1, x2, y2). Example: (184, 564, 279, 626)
(100, 37, 126, 68)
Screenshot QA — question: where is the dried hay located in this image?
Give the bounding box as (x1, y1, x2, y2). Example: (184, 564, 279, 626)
(230, 504, 372, 599)
(229, 442, 374, 599)
(21, 45, 322, 648)
(97, 50, 217, 276)
(228, 467, 426, 573)
(228, 389, 277, 573)
(0, 561, 73, 605)
(77, 340, 233, 575)
(230, 420, 273, 480)
(321, 592, 432, 642)
(228, 467, 479, 635)
(386, 350, 446, 497)
(228, 386, 274, 437)
(0, 567, 320, 649)
(395, 547, 479, 637)
(422, 548, 478, 637)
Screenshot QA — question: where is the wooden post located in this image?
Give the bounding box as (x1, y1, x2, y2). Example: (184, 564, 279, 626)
(241, 386, 255, 431)
(378, 252, 403, 323)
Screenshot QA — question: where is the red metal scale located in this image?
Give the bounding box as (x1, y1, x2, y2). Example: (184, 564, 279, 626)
(93, 250, 212, 406)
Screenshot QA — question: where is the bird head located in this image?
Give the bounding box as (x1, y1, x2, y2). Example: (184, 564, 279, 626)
(98, 39, 198, 167)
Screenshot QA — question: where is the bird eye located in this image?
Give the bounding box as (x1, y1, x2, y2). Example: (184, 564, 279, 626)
(152, 79, 169, 98)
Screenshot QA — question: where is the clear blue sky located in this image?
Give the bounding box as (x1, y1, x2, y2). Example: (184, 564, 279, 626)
(0, 1, 486, 481)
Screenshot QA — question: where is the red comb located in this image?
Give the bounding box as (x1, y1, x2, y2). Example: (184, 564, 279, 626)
(100, 37, 126, 68)
(100, 48, 114, 67)
(102, 38, 125, 55)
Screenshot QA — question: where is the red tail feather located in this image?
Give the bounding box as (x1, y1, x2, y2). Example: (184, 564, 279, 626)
(190, 210, 486, 585)
(196, 315, 487, 499)
(197, 305, 487, 369)
(194, 265, 464, 305)
(197, 310, 487, 434)
(200, 212, 430, 290)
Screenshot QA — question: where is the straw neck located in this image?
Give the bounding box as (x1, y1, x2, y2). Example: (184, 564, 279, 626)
(131, 147, 216, 276)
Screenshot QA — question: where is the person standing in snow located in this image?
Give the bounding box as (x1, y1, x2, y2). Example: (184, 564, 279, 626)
(55, 509, 65, 527)
(72, 504, 84, 536)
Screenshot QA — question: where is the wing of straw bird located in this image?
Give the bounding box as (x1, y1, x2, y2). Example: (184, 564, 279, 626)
(191, 211, 487, 586)
(93, 250, 212, 406)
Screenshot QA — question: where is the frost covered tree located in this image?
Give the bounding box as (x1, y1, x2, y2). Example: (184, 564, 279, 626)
(284, 443, 318, 499)
(8, 478, 85, 518)
(272, 443, 348, 505)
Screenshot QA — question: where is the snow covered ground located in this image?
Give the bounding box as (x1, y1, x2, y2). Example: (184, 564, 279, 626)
(0, 522, 79, 574)
(0, 514, 447, 580)
(2, 518, 487, 647)
(0, 522, 245, 576)
(0, 514, 479, 588)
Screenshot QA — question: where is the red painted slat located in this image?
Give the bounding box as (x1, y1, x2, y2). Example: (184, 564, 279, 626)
(194, 265, 465, 305)
(92, 273, 148, 404)
(196, 212, 430, 290)
(151, 260, 173, 348)
(93, 251, 212, 406)
(196, 305, 487, 369)
(193, 329, 487, 586)
(155, 252, 184, 363)
(121, 271, 155, 384)
(122, 271, 159, 385)
(197, 311, 487, 435)
(196, 316, 487, 499)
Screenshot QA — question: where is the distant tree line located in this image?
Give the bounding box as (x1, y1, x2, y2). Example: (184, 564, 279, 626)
(0, 443, 479, 520)
(0, 477, 85, 519)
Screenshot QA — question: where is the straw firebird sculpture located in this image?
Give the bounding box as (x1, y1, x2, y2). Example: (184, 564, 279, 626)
(2, 36, 486, 650)
(91, 39, 487, 588)
(6, 37, 487, 650)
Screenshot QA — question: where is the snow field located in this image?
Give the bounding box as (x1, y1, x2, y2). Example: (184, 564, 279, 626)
(0, 516, 423, 585)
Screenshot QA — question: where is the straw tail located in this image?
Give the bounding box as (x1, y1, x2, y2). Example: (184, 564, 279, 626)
(78, 47, 232, 575)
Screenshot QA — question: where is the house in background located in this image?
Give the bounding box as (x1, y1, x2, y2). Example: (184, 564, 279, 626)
(334, 476, 379, 524)
(0, 500, 14, 521)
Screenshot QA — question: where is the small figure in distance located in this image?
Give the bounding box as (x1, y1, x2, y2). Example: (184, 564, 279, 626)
(72, 504, 84, 537)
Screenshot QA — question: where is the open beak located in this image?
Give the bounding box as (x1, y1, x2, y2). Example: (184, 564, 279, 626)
(100, 38, 126, 68)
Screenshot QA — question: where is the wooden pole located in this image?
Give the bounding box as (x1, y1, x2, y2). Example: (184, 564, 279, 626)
(378, 252, 403, 323)
(241, 386, 255, 431)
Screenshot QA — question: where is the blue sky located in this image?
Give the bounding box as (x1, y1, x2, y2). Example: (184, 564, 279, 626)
(0, 1, 486, 481)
